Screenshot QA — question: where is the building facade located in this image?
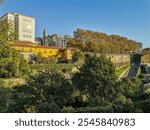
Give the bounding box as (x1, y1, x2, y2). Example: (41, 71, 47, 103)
(42, 31, 70, 47)
(0, 12, 35, 43)
(12, 41, 73, 62)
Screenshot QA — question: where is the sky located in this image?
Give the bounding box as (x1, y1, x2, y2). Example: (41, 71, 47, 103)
(0, 0, 150, 48)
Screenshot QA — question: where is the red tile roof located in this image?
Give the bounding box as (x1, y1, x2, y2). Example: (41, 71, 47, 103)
(12, 41, 73, 50)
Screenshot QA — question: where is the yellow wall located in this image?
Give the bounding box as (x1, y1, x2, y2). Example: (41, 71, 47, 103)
(15, 46, 35, 52)
(14, 44, 129, 65)
(14, 45, 72, 60)
(35, 48, 59, 58)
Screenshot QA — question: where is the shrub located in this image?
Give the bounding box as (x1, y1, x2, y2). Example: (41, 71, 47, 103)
(30, 64, 74, 74)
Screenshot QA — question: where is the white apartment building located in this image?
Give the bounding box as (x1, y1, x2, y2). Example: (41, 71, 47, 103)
(47, 34, 70, 47)
(0, 12, 35, 43)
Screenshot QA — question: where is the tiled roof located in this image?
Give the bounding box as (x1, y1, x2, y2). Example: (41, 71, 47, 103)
(12, 41, 36, 47)
(12, 41, 73, 50)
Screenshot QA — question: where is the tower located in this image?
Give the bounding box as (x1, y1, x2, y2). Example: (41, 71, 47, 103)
(43, 29, 47, 46)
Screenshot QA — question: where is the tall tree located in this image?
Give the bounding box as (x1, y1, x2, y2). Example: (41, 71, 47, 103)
(72, 54, 117, 101)
(0, 24, 17, 43)
(68, 29, 141, 54)
(72, 48, 85, 68)
(0, 24, 30, 78)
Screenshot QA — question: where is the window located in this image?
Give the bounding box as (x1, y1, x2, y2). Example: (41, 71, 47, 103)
(23, 34, 32, 39)
(44, 50, 47, 53)
(50, 50, 52, 54)
(22, 23, 32, 29)
(23, 18, 32, 23)
(23, 29, 32, 33)
(30, 48, 32, 52)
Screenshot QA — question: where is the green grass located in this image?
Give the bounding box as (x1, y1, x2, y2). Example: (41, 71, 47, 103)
(115, 64, 130, 77)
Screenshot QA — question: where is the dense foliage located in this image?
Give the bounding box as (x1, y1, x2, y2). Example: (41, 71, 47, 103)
(0, 24, 30, 78)
(9, 71, 73, 113)
(72, 54, 117, 101)
(30, 64, 74, 74)
(1, 54, 149, 113)
(68, 29, 141, 53)
(33, 53, 58, 64)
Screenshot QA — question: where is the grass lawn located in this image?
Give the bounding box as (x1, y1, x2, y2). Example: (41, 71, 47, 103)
(115, 64, 130, 78)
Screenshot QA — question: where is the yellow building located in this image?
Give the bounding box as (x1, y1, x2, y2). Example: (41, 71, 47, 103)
(12, 41, 73, 61)
(12, 41, 130, 67)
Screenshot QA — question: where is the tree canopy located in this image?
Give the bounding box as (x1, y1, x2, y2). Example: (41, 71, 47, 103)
(0, 24, 30, 78)
(10, 70, 73, 113)
(73, 54, 117, 101)
(68, 29, 141, 54)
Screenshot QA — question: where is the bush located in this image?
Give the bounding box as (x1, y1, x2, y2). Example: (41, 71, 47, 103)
(30, 64, 74, 74)
(33, 54, 58, 64)
(10, 70, 74, 113)
(61, 106, 75, 113)
(0, 43, 30, 78)
(113, 94, 134, 113)
(0, 87, 11, 112)
(76, 105, 114, 113)
(0, 79, 5, 87)
(136, 99, 150, 113)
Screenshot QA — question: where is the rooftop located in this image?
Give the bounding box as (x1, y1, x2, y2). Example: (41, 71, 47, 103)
(0, 12, 35, 20)
(12, 41, 73, 50)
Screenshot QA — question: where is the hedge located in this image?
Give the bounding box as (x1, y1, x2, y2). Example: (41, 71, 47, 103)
(30, 64, 74, 73)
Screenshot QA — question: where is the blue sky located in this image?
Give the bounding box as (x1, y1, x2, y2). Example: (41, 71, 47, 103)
(0, 0, 150, 48)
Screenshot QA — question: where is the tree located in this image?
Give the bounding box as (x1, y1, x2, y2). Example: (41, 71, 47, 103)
(72, 54, 117, 102)
(11, 70, 73, 113)
(33, 53, 43, 64)
(72, 48, 85, 68)
(118, 77, 142, 98)
(0, 43, 30, 78)
(19, 57, 30, 76)
(113, 94, 134, 113)
(0, 24, 18, 43)
(0, 0, 4, 4)
(0, 88, 11, 112)
(69, 29, 140, 54)
(0, 24, 30, 78)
